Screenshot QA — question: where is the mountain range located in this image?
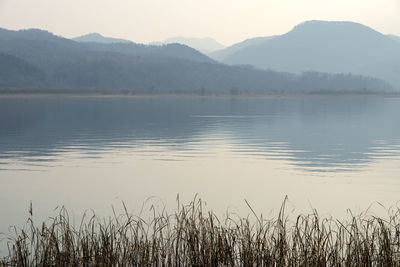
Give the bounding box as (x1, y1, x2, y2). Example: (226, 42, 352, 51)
(0, 22, 397, 94)
(75, 34, 227, 54)
(214, 20, 400, 89)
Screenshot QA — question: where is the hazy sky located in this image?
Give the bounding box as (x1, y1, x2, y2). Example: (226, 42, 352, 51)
(0, 0, 399, 46)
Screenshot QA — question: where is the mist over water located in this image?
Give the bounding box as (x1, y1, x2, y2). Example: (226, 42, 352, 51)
(1, 96, 400, 252)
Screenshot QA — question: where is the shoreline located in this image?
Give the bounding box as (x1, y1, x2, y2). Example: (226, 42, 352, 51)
(1, 91, 400, 99)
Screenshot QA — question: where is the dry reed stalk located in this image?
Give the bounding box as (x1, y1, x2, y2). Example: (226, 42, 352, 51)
(1, 197, 400, 266)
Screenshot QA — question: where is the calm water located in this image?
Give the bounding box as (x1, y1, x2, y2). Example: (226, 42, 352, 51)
(1, 96, 400, 249)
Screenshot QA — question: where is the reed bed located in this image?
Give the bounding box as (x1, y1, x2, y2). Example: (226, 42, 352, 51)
(1, 197, 400, 266)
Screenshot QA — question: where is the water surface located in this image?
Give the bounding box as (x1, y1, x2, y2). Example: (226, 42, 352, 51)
(1, 96, 400, 250)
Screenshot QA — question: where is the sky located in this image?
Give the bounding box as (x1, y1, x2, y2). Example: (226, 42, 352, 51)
(0, 0, 399, 46)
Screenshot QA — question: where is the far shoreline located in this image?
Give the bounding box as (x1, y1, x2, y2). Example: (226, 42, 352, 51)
(1, 90, 400, 99)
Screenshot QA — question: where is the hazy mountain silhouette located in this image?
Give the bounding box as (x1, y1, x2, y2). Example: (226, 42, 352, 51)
(73, 33, 132, 44)
(0, 52, 44, 87)
(209, 36, 274, 61)
(388, 34, 400, 43)
(152, 37, 225, 54)
(0, 28, 62, 41)
(0, 28, 212, 64)
(0, 27, 394, 94)
(221, 21, 400, 88)
(82, 42, 214, 63)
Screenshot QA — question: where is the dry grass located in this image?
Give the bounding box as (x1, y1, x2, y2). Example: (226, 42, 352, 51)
(1, 197, 400, 266)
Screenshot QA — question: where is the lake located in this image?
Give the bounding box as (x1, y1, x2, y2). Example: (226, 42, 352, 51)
(1, 95, 400, 250)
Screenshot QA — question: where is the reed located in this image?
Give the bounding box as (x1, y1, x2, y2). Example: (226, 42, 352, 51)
(1, 197, 400, 266)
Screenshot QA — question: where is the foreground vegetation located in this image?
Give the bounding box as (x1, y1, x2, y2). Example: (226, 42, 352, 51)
(1, 198, 400, 266)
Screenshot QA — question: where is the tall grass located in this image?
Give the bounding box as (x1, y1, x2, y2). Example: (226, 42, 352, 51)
(1, 197, 400, 266)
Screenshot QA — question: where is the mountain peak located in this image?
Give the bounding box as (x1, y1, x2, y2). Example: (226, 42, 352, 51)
(0, 28, 60, 41)
(155, 36, 225, 54)
(289, 20, 381, 37)
(295, 20, 365, 28)
(81, 33, 103, 38)
(73, 33, 132, 44)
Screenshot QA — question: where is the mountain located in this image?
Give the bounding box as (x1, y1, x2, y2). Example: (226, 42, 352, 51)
(0, 27, 393, 94)
(73, 33, 132, 44)
(82, 42, 214, 63)
(0, 28, 61, 41)
(0, 28, 214, 66)
(221, 20, 400, 88)
(388, 34, 400, 43)
(209, 36, 274, 61)
(153, 37, 225, 54)
(0, 52, 44, 87)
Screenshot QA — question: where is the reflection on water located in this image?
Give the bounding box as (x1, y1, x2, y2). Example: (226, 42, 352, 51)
(1, 96, 400, 172)
(2, 96, 400, 256)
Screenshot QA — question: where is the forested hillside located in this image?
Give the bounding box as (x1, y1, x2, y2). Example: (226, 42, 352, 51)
(0, 27, 394, 94)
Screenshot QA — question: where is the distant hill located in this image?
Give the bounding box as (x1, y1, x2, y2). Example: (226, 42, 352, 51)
(387, 34, 400, 43)
(221, 21, 400, 88)
(73, 33, 132, 44)
(153, 37, 225, 54)
(0, 27, 394, 94)
(209, 36, 274, 61)
(0, 28, 61, 41)
(0, 28, 214, 66)
(82, 42, 214, 63)
(0, 52, 44, 87)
